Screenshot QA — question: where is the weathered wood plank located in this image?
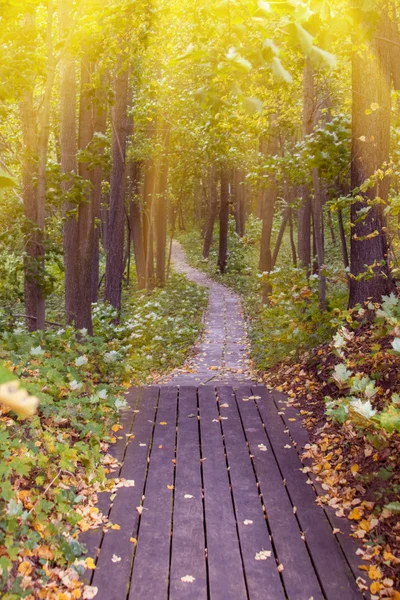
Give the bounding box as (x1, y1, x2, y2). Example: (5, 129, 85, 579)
(269, 388, 370, 596)
(92, 387, 159, 599)
(216, 386, 285, 600)
(236, 386, 324, 600)
(129, 386, 177, 600)
(170, 386, 207, 600)
(81, 387, 141, 583)
(198, 386, 248, 600)
(254, 387, 362, 600)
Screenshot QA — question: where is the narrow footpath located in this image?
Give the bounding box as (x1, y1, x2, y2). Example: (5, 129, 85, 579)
(83, 244, 369, 600)
(159, 241, 253, 385)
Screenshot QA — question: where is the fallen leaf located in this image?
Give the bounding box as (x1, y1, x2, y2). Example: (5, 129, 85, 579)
(82, 586, 98, 599)
(368, 565, 382, 580)
(181, 575, 195, 583)
(111, 554, 121, 563)
(184, 494, 194, 499)
(18, 561, 32, 576)
(258, 443, 267, 452)
(243, 519, 253, 525)
(167, 484, 174, 490)
(277, 564, 284, 572)
(136, 506, 144, 515)
(111, 524, 120, 530)
(160, 422, 167, 425)
(85, 557, 96, 570)
(255, 550, 272, 560)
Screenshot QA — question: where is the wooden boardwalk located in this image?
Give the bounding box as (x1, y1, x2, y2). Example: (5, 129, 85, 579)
(83, 385, 366, 600)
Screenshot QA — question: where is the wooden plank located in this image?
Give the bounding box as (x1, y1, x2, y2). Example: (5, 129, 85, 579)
(216, 386, 285, 600)
(198, 386, 248, 600)
(129, 386, 178, 600)
(170, 386, 207, 600)
(270, 388, 371, 596)
(81, 387, 141, 583)
(92, 387, 159, 599)
(254, 387, 362, 600)
(235, 386, 324, 600)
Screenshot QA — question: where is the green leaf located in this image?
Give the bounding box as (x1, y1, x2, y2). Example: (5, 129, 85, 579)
(383, 501, 400, 513)
(243, 96, 264, 115)
(271, 56, 292, 83)
(309, 46, 337, 69)
(292, 23, 314, 53)
(257, 0, 272, 15)
(0, 168, 17, 189)
(0, 364, 16, 385)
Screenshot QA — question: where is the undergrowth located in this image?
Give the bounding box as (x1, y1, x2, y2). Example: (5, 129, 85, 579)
(0, 272, 207, 599)
(179, 215, 348, 369)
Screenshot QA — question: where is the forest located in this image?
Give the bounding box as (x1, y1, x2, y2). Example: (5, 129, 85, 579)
(0, 0, 400, 598)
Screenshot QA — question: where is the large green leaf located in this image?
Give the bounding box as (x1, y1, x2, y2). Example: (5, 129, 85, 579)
(0, 168, 17, 189)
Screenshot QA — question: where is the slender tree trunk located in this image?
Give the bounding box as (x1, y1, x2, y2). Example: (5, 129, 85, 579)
(104, 64, 130, 310)
(75, 57, 95, 332)
(338, 209, 349, 272)
(298, 58, 314, 270)
(218, 167, 230, 273)
(259, 117, 279, 303)
(311, 168, 327, 310)
(59, 0, 77, 323)
(155, 125, 170, 285)
(91, 77, 107, 303)
(20, 88, 39, 332)
(289, 208, 297, 266)
(349, 8, 395, 308)
(127, 161, 146, 288)
(272, 207, 289, 268)
(203, 165, 218, 259)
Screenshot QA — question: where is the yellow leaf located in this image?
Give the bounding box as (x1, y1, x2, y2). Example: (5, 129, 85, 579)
(351, 464, 359, 473)
(370, 581, 381, 594)
(160, 422, 167, 425)
(348, 507, 362, 520)
(111, 524, 120, 530)
(111, 424, 122, 432)
(72, 590, 82, 599)
(85, 557, 96, 570)
(368, 565, 382, 580)
(130, 537, 137, 544)
(167, 485, 174, 490)
(18, 561, 32, 576)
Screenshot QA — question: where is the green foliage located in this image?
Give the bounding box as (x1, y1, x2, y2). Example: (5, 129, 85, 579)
(0, 272, 206, 594)
(325, 295, 400, 438)
(180, 215, 347, 369)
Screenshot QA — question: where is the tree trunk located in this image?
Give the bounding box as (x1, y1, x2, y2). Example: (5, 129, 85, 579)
(311, 168, 327, 310)
(20, 88, 39, 332)
(91, 76, 108, 303)
(59, 0, 78, 323)
(289, 208, 297, 266)
(104, 64, 130, 310)
(259, 118, 279, 303)
(203, 165, 218, 259)
(298, 58, 314, 271)
(155, 125, 170, 285)
(127, 161, 146, 288)
(218, 167, 230, 273)
(349, 9, 395, 307)
(76, 57, 95, 332)
(234, 169, 246, 237)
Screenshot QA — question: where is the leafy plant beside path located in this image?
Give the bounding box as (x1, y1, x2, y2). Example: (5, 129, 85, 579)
(0, 273, 207, 599)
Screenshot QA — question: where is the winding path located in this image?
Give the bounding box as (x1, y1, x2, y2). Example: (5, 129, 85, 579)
(159, 241, 253, 386)
(81, 243, 368, 600)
